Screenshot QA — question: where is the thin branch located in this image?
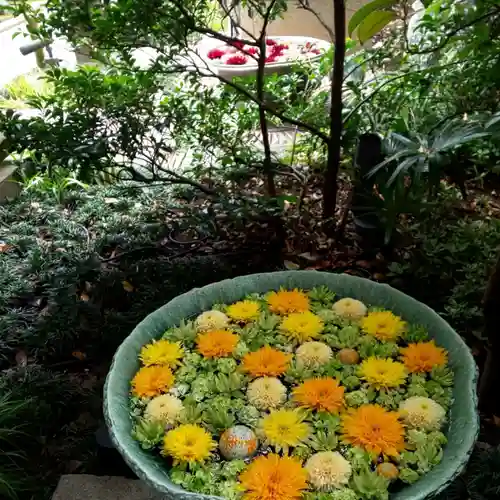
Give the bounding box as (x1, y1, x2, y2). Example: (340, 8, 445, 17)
(342, 61, 463, 125)
(218, 0, 257, 41)
(343, 51, 381, 83)
(406, 9, 497, 55)
(297, 0, 335, 42)
(257, 0, 278, 196)
(172, 0, 259, 46)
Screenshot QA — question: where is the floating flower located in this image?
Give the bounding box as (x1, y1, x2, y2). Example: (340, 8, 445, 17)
(163, 424, 216, 465)
(296, 341, 332, 368)
(229, 40, 245, 49)
(245, 46, 258, 55)
(400, 341, 448, 373)
(131, 366, 174, 398)
(376, 462, 399, 480)
(224, 54, 247, 65)
(265, 55, 278, 63)
(261, 409, 310, 450)
(341, 404, 405, 457)
(139, 340, 183, 368)
(144, 394, 183, 426)
(266, 38, 278, 46)
(361, 311, 406, 341)
(219, 425, 258, 460)
(293, 377, 344, 414)
(338, 348, 360, 365)
(207, 48, 225, 60)
(242, 346, 291, 378)
(305, 451, 352, 490)
(195, 310, 230, 332)
(239, 454, 307, 500)
(358, 357, 407, 389)
(399, 396, 446, 430)
(196, 330, 239, 358)
(226, 300, 260, 322)
(268, 289, 310, 314)
(280, 311, 324, 342)
(332, 298, 367, 320)
(271, 43, 288, 55)
(247, 377, 287, 410)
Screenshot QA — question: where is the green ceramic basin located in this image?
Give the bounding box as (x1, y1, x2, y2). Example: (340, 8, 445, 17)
(104, 271, 479, 500)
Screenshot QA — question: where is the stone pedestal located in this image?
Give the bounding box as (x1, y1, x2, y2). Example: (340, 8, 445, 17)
(52, 475, 165, 500)
(237, 0, 370, 41)
(0, 163, 20, 202)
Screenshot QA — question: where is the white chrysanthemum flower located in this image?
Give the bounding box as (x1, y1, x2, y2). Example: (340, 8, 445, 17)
(399, 396, 446, 431)
(195, 310, 230, 332)
(246, 377, 287, 410)
(296, 341, 333, 368)
(144, 394, 184, 426)
(332, 298, 367, 320)
(305, 451, 352, 491)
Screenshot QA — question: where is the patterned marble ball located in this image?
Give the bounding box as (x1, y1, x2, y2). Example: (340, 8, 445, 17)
(219, 425, 258, 460)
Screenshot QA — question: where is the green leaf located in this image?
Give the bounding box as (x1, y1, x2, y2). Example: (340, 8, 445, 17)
(357, 10, 397, 44)
(348, 0, 397, 37)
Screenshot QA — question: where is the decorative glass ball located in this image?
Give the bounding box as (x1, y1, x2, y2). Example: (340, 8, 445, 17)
(219, 425, 258, 460)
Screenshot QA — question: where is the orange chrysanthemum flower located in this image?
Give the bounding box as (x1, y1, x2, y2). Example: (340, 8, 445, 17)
(196, 330, 239, 358)
(293, 377, 345, 414)
(341, 404, 405, 457)
(400, 340, 448, 373)
(131, 365, 174, 398)
(239, 454, 307, 500)
(241, 346, 292, 378)
(267, 289, 310, 315)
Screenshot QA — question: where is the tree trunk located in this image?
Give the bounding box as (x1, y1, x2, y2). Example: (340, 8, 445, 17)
(322, 0, 346, 219)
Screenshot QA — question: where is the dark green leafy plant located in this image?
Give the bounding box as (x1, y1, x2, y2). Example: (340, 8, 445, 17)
(371, 119, 489, 196)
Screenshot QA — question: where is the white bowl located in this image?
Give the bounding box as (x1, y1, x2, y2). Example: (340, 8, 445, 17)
(200, 35, 331, 79)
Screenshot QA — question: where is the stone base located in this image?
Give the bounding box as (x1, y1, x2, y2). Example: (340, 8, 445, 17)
(0, 163, 21, 202)
(52, 475, 166, 500)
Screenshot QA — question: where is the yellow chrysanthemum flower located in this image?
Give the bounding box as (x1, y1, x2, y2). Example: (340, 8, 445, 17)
(400, 341, 448, 373)
(144, 394, 184, 426)
(280, 311, 324, 343)
(247, 377, 287, 410)
(261, 409, 310, 451)
(358, 357, 407, 389)
(195, 310, 230, 332)
(296, 341, 332, 368)
(341, 404, 405, 457)
(139, 340, 184, 368)
(268, 289, 310, 315)
(131, 366, 174, 398)
(332, 298, 367, 321)
(226, 300, 260, 322)
(399, 396, 446, 431)
(361, 311, 406, 341)
(239, 454, 308, 500)
(293, 378, 344, 414)
(242, 346, 292, 378)
(196, 330, 239, 358)
(305, 451, 352, 491)
(162, 424, 216, 465)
